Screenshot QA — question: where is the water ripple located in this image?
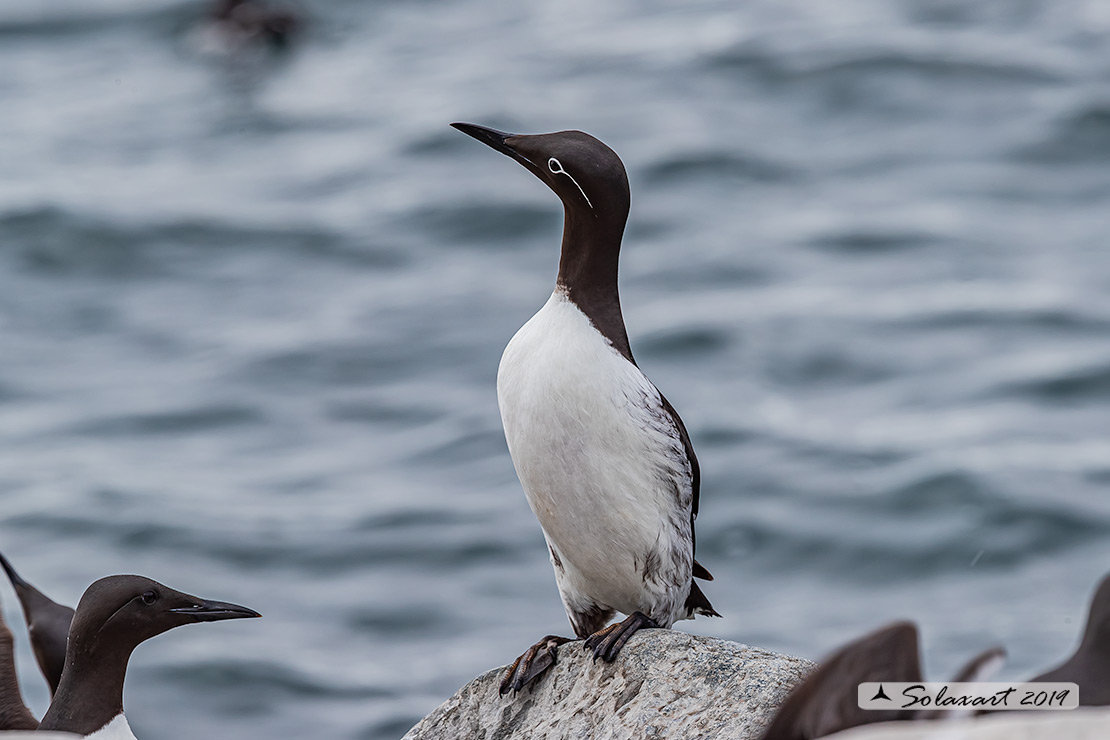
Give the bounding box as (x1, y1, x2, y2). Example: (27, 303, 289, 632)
(2, 2, 1108, 739)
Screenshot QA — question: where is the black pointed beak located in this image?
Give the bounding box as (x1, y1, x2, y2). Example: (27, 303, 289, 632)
(451, 122, 520, 158)
(171, 599, 261, 622)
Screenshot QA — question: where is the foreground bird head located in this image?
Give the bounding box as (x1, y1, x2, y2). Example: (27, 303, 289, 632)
(450, 123, 630, 222)
(37, 575, 259, 736)
(66, 575, 261, 659)
(451, 122, 635, 339)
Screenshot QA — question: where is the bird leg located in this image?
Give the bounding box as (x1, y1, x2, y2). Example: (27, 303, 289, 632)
(583, 611, 656, 663)
(499, 635, 573, 695)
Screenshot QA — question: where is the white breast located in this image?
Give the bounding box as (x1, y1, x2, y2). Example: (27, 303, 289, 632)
(85, 714, 136, 740)
(497, 289, 693, 624)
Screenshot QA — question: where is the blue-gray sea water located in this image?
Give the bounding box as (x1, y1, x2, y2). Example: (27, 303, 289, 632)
(2, 0, 1109, 738)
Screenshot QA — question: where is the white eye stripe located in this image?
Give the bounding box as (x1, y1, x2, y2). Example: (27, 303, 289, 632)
(546, 157, 593, 208)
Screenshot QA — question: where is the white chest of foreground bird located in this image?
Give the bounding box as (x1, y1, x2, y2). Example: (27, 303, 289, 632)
(83, 715, 135, 740)
(452, 121, 717, 694)
(498, 288, 694, 628)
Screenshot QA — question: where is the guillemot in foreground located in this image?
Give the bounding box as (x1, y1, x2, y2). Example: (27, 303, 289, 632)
(760, 621, 1005, 740)
(1028, 572, 1110, 706)
(452, 122, 718, 694)
(8, 575, 259, 738)
(0, 552, 74, 696)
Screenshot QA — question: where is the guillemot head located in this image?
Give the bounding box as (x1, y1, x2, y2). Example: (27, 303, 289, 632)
(452, 122, 636, 357)
(450, 123, 630, 220)
(37, 575, 260, 736)
(69, 575, 261, 653)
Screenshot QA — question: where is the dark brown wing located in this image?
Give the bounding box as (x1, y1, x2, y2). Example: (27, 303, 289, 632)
(658, 391, 718, 617)
(658, 392, 711, 576)
(658, 392, 700, 522)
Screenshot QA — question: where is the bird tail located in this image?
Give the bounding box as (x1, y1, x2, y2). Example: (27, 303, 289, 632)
(686, 580, 720, 618)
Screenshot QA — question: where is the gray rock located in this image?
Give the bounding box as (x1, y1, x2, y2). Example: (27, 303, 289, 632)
(402, 629, 814, 740)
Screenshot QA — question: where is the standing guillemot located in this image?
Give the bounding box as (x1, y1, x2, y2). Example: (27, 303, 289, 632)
(0, 607, 37, 731)
(0, 552, 74, 696)
(451, 122, 719, 694)
(1028, 572, 1110, 706)
(759, 621, 1006, 740)
(29, 575, 260, 738)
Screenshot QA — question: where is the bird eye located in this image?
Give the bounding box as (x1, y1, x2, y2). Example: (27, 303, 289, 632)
(141, 590, 158, 605)
(544, 156, 593, 207)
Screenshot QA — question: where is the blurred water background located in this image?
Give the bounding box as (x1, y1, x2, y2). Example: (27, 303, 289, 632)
(2, 0, 1109, 737)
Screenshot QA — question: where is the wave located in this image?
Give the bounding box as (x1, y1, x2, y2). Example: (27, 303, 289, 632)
(808, 228, 936, 253)
(702, 469, 1110, 584)
(65, 404, 263, 437)
(235, 341, 427, 389)
(997, 360, 1110, 404)
(0, 206, 396, 278)
(637, 325, 731, 361)
(1015, 102, 1110, 164)
(7, 508, 524, 575)
(640, 150, 797, 186)
(399, 201, 556, 247)
(153, 658, 392, 699)
(0, 2, 189, 40)
(707, 43, 1065, 87)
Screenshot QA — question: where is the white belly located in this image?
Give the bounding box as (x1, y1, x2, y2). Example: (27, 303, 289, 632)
(497, 290, 693, 624)
(86, 715, 137, 740)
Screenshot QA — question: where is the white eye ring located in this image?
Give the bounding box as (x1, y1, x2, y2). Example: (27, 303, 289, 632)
(544, 156, 593, 208)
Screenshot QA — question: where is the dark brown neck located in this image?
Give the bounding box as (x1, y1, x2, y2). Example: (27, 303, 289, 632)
(555, 203, 634, 363)
(38, 642, 131, 736)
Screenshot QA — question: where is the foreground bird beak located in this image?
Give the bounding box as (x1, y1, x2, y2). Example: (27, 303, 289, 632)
(451, 122, 519, 158)
(170, 599, 262, 622)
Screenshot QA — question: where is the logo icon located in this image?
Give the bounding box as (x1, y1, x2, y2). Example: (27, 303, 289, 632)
(870, 684, 892, 702)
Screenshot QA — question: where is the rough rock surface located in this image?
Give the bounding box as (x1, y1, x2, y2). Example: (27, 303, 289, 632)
(402, 629, 814, 740)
